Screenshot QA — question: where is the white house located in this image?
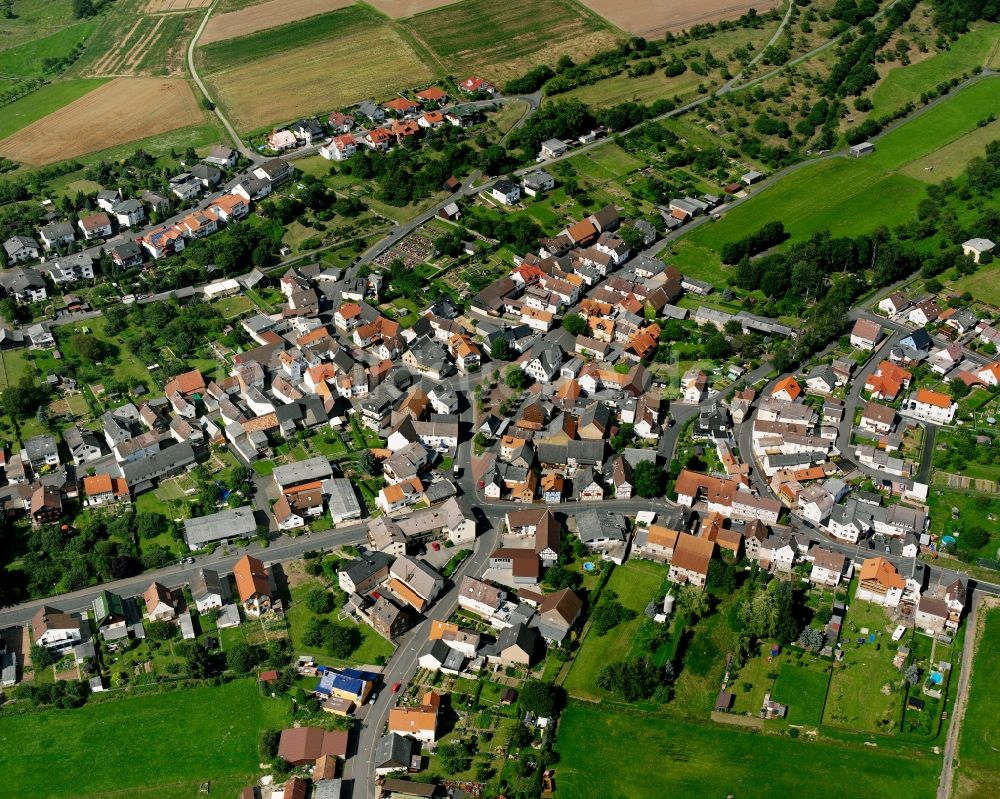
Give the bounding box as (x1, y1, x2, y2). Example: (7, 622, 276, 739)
(904, 389, 956, 424)
(490, 179, 521, 205)
(850, 318, 882, 351)
(320, 134, 357, 161)
(962, 237, 995, 263)
(809, 548, 850, 587)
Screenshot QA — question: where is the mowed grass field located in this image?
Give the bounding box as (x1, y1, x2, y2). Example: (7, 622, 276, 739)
(0, 20, 97, 78)
(871, 23, 1000, 116)
(0, 0, 79, 51)
(770, 661, 830, 726)
(954, 604, 1000, 799)
(688, 77, 1000, 257)
(0, 77, 204, 165)
(950, 261, 1000, 307)
(400, 0, 620, 82)
(0, 78, 108, 141)
(554, 704, 941, 799)
(0, 680, 290, 799)
(562, 559, 667, 701)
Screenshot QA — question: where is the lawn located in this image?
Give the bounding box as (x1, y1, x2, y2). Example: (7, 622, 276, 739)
(689, 77, 1000, 255)
(0, 78, 109, 141)
(954, 604, 1000, 798)
(822, 598, 905, 735)
(562, 67, 703, 109)
(770, 659, 830, 726)
(286, 580, 393, 667)
(212, 294, 254, 319)
(0, 679, 290, 799)
(562, 559, 667, 701)
(870, 23, 1000, 116)
(554, 703, 941, 799)
(950, 260, 1000, 307)
(568, 142, 644, 180)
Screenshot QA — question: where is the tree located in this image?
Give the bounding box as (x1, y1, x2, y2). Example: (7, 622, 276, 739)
(302, 618, 361, 659)
(305, 587, 335, 615)
(617, 224, 646, 251)
(542, 564, 582, 590)
(259, 729, 280, 760)
(675, 585, 709, 619)
(227, 642, 263, 674)
(632, 460, 663, 498)
(437, 741, 473, 775)
(183, 643, 220, 679)
(961, 525, 990, 549)
(706, 559, 737, 596)
(562, 313, 587, 336)
(518, 680, 557, 717)
(505, 367, 528, 391)
(145, 619, 176, 642)
(71, 333, 116, 363)
(905, 663, 920, 686)
(950, 378, 971, 400)
(797, 626, 824, 651)
(136, 511, 169, 540)
(358, 449, 378, 475)
(30, 643, 54, 670)
(490, 337, 512, 361)
(591, 595, 637, 636)
(610, 423, 635, 453)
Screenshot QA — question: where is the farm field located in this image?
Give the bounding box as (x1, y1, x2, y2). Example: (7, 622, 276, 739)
(196, 4, 376, 74)
(562, 559, 666, 701)
(82, 10, 192, 77)
(578, 0, 782, 38)
(146, 0, 211, 10)
(207, 25, 432, 131)
(954, 604, 1000, 799)
(400, 0, 619, 83)
(0, 679, 290, 799)
(870, 23, 1000, 117)
(0, 77, 204, 166)
(0, 78, 108, 141)
(688, 77, 1000, 256)
(901, 116, 1000, 180)
(366, 0, 463, 17)
(554, 703, 941, 799)
(0, 20, 97, 79)
(199, 0, 353, 44)
(0, 0, 78, 51)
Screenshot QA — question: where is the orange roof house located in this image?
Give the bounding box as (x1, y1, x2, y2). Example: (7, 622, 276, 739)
(387, 690, 443, 743)
(771, 376, 802, 401)
(164, 369, 205, 398)
(565, 218, 598, 246)
(865, 361, 912, 400)
(233, 554, 271, 615)
(914, 388, 951, 408)
(416, 86, 447, 102)
(384, 97, 420, 114)
(626, 324, 661, 360)
(859, 557, 905, 590)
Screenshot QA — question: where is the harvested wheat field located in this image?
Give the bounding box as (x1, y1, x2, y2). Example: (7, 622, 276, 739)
(146, 0, 211, 10)
(0, 78, 203, 165)
(578, 0, 783, 38)
(207, 25, 432, 131)
(200, 0, 354, 45)
(85, 12, 191, 77)
(366, 0, 465, 18)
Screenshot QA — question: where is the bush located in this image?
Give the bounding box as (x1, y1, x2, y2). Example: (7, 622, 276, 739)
(305, 587, 336, 614)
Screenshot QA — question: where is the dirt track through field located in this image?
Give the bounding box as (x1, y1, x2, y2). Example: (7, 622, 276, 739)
(123, 15, 166, 73)
(199, 0, 354, 44)
(579, 0, 783, 37)
(366, 0, 465, 18)
(0, 77, 204, 165)
(146, 0, 211, 11)
(91, 17, 144, 74)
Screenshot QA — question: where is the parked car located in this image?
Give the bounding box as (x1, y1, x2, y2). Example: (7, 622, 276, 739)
(392, 682, 402, 693)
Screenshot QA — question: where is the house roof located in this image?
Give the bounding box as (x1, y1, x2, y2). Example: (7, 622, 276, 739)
(143, 581, 174, 614)
(771, 376, 802, 400)
(859, 557, 905, 589)
(915, 388, 952, 408)
(233, 554, 270, 602)
(538, 588, 582, 627)
(671, 533, 714, 575)
(851, 318, 882, 341)
(278, 727, 349, 763)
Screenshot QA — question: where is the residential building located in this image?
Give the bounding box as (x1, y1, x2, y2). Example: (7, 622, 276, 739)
(855, 557, 905, 608)
(233, 554, 273, 616)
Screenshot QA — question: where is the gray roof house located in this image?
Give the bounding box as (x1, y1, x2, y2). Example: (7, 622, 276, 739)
(183, 506, 258, 550)
(374, 732, 421, 775)
(3, 235, 41, 263)
(190, 568, 232, 611)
